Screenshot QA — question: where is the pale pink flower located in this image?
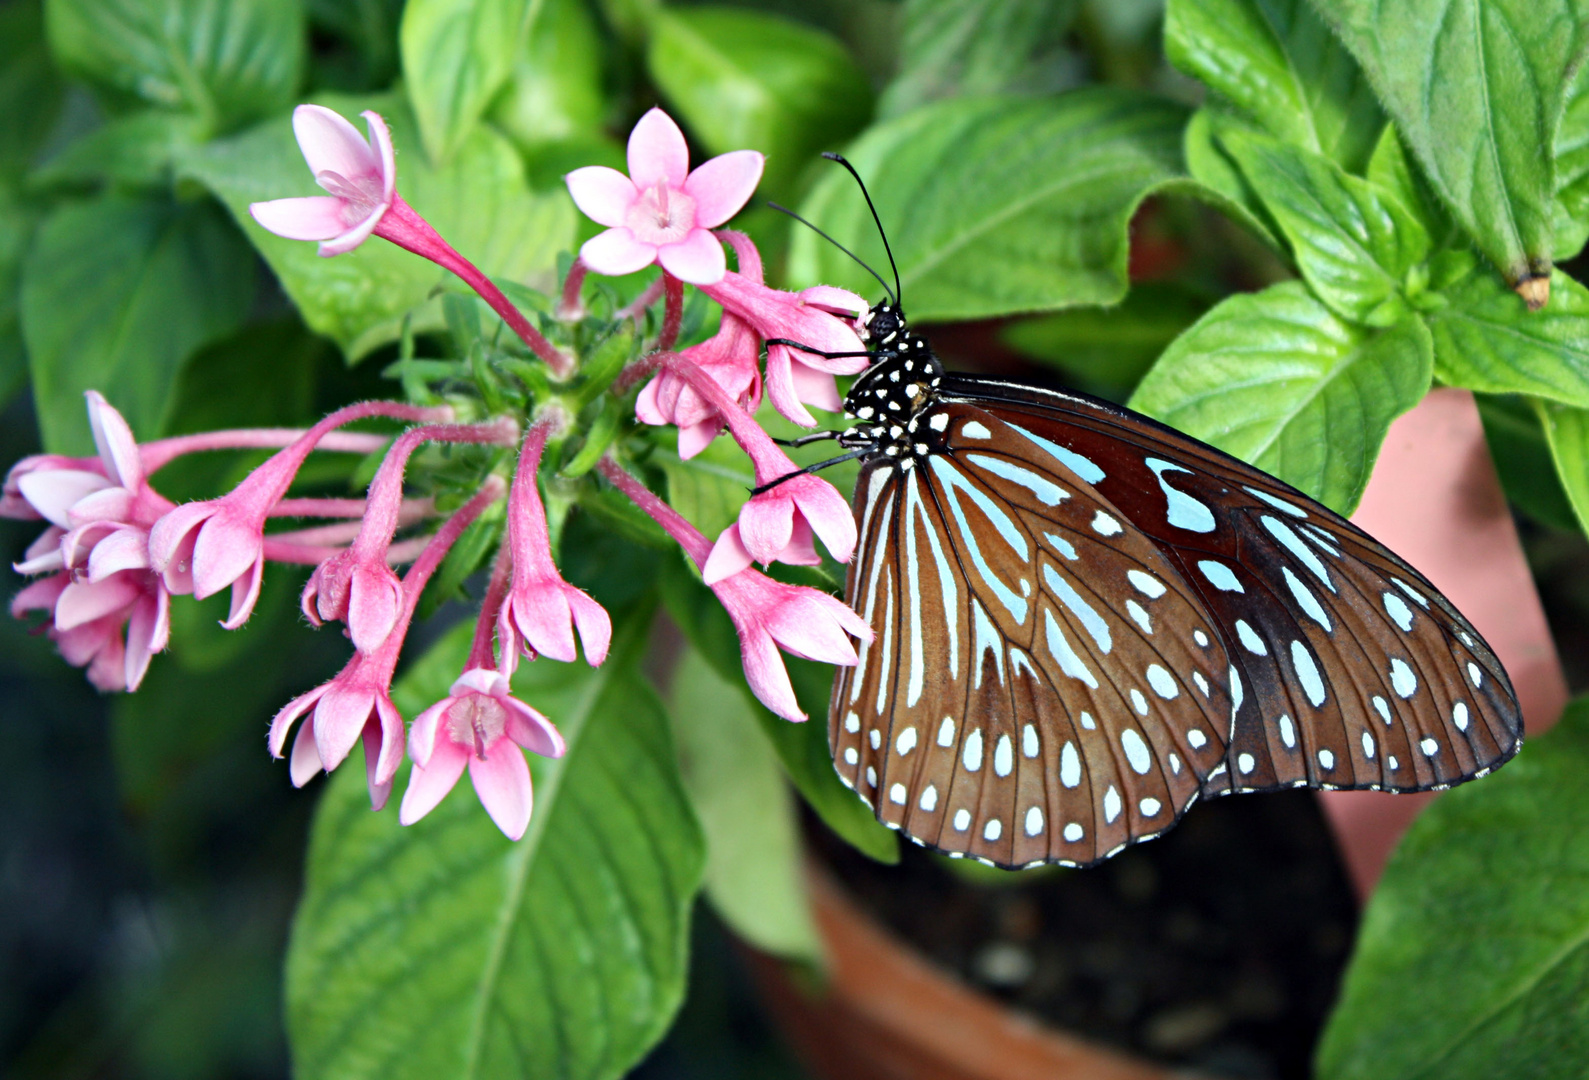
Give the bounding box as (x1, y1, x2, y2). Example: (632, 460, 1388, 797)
(565, 108, 764, 285)
(250, 105, 396, 257)
(700, 273, 868, 425)
(635, 311, 762, 459)
(400, 667, 565, 840)
(497, 419, 611, 670)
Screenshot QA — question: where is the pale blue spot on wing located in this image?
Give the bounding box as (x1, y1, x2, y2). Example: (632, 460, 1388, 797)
(1146, 458, 1215, 533)
(1042, 564, 1112, 653)
(1198, 560, 1244, 593)
(1290, 640, 1326, 706)
(1007, 422, 1105, 484)
(1283, 567, 1333, 631)
(967, 453, 1068, 506)
(1262, 515, 1334, 591)
(1243, 485, 1308, 518)
(1043, 609, 1098, 688)
(1043, 533, 1078, 560)
(1383, 591, 1413, 632)
(931, 457, 1029, 625)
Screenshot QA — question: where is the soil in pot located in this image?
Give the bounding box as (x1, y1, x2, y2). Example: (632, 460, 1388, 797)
(809, 786, 1358, 1080)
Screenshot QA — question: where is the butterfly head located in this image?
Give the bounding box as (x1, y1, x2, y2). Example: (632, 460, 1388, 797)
(860, 300, 907, 347)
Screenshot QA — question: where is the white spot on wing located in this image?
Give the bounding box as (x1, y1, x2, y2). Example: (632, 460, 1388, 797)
(967, 453, 1068, 505)
(1063, 822, 1084, 842)
(1291, 641, 1327, 706)
(1373, 696, 1391, 724)
(870, 729, 881, 750)
(994, 734, 1014, 777)
(1044, 532, 1078, 560)
(1279, 714, 1295, 748)
(1060, 742, 1081, 788)
(1091, 510, 1123, 536)
(1244, 485, 1308, 517)
(962, 421, 991, 439)
(1467, 662, 1484, 688)
(896, 727, 917, 755)
(1420, 737, 1439, 757)
(1007, 422, 1105, 483)
(1238, 752, 1255, 774)
(846, 711, 860, 733)
(1023, 724, 1039, 758)
(1390, 658, 1417, 698)
(920, 785, 938, 811)
(1236, 619, 1267, 655)
(1025, 806, 1044, 837)
(953, 808, 971, 831)
(1128, 570, 1167, 598)
(1188, 729, 1208, 749)
(1319, 749, 1335, 770)
(1130, 688, 1149, 715)
(1284, 567, 1333, 631)
(1383, 592, 1414, 632)
(963, 729, 984, 772)
(1104, 785, 1122, 824)
(1362, 731, 1376, 759)
(1121, 729, 1152, 774)
(1140, 797, 1162, 817)
(983, 818, 1002, 841)
(1044, 609, 1098, 688)
(1146, 458, 1215, 532)
(1453, 702, 1469, 732)
(1126, 599, 1152, 633)
(938, 716, 955, 746)
(1043, 565, 1111, 652)
(1263, 515, 1334, 590)
(890, 783, 907, 805)
(1146, 664, 1178, 699)
(1198, 560, 1244, 592)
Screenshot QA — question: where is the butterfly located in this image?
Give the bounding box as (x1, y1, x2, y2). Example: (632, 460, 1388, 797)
(777, 158, 1523, 870)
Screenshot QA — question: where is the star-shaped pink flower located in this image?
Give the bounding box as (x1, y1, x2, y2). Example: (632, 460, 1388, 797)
(565, 108, 764, 285)
(250, 105, 396, 257)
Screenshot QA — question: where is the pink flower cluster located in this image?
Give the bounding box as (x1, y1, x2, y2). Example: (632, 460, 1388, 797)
(7, 104, 874, 840)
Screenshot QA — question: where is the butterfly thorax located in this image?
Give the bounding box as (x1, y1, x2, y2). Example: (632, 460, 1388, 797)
(838, 302, 947, 468)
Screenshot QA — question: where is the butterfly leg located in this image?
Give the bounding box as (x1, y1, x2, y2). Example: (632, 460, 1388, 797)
(763, 337, 886, 361)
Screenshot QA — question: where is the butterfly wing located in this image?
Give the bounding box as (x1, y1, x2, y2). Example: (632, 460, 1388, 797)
(830, 378, 1522, 868)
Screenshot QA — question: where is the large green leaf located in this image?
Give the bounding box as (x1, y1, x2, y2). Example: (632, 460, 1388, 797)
(1474, 393, 1579, 532)
(28, 110, 207, 191)
(287, 611, 705, 1080)
(44, 0, 305, 135)
(647, 6, 872, 196)
(876, 0, 1079, 119)
(20, 194, 253, 454)
(400, 0, 534, 164)
(1538, 397, 1589, 536)
(1552, 60, 1589, 260)
(1317, 699, 1589, 1080)
(1428, 265, 1589, 407)
(487, 0, 607, 154)
(1222, 130, 1430, 324)
(0, 191, 37, 413)
(669, 646, 820, 963)
(0, 1, 66, 183)
(787, 89, 1189, 321)
(1308, 0, 1589, 286)
(1131, 281, 1432, 513)
(1166, 0, 1382, 171)
(184, 93, 574, 359)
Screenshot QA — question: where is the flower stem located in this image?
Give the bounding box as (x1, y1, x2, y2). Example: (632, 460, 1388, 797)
(140, 426, 419, 475)
(558, 258, 589, 321)
(658, 273, 684, 352)
(597, 454, 710, 567)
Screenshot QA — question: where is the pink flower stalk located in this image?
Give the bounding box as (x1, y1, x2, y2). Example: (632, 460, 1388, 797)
(635, 311, 762, 459)
(596, 456, 870, 721)
(8, 393, 176, 691)
(302, 418, 517, 652)
(498, 417, 611, 670)
(400, 553, 565, 839)
(565, 108, 764, 286)
(250, 105, 573, 377)
(149, 400, 447, 631)
(700, 270, 869, 426)
(270, 476, 506, 808)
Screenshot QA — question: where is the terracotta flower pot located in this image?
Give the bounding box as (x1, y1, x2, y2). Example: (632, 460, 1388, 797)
(745, 390, 1569, 1077)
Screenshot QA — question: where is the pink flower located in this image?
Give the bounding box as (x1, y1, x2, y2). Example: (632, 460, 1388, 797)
(700, 274, 868, 425)
(399, 668, 565, 840)
(497, 419, 611, 669)
(565, 108, 764, 285)
(711, 568, 872, 722)
(269, 647, 407, 810)
(635, 311, 762, 459)
(703, 469, 856, 583)
(249, 105, 396, 257)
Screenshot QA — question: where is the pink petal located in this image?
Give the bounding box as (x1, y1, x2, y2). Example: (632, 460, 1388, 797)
(148, 502, 213, 576)
(249, 196, 350, 242)
(220, 554, 264, 630)
(685, 150, 765, 228)
(67, 487, 136, 527)
(269, 683, 328, 758)
(54, 614, 115, 667)
(361, 110, 397, 203)
(766, 601, 860, 666)
(55, 576, 139, 631)
(739, 496, 795, 565)
(123, 589, 168, 691)
(87, 527, 151, 581)
(452, 668, 509, 697)
(677, 420, 722, 460)
(635, 377, 668, 426)
(399, 738, 469, 825)
(85, 632, 126, 692)
(15, 527, 65, 575)
(314, 685, 375, 773)
(565, 166, 638, 228)
(702, 524, 755, 585)
(512, 586, 576, 663)
(792, 479, 858, 562)
(579, 227, 657, 276)
(739, 627, 805, 721)
(762, 348, 818, 427)
(18, 470, 112, 529)
(11, 573, 67, 617)
(469, 742, 534, 840)
(565, 587, 612, 665)
(373, 695, 406, 786)
(362, 722, 393, 810)
(317, 204, 383, 257)
(789, 359, 844, 412)
(504, 699, 565, 758)
(657, 229, 727, 285)
(407, 698, 453, 767)
(347, 565, 403, 652)
(293, 104, 380, 185)
(800, 285, 868, 319)
(777, 515, 822, 566)
(85, 392, 143, 489)
(290, 720, 323, 786)
(627, 108, 689, 192)
(192, 516, 262, 600)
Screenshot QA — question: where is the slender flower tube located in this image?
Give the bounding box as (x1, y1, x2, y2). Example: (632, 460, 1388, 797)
(400, 550, 565, 839)
(302, 417, 517, 652)
(269, 476, 507, 808)
(148, 400, 447, 630)
(597, 456, 869, 721)
(250, 105, 573, 377)
(498, 415, 611, 670)
(565, 107, 763, 285)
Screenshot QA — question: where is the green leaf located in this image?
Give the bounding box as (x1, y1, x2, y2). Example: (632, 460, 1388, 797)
(646, 6, 873, 196)
(1166, 0, 1382, 170)
(1365, 123, 1455, 247)
(0, 191, 38, 413)
(1130, 280, 1432, 512)
(0, 1, 66, 183)
(44, 0, 306, 135)
(999, 282, 1210, 401)
(308, 0, 404, 88)
(788, 89, 1189, 321)
(487, 0, 607, 153)
(20, 194, 253, 453)
(400, 0, 534, 164)
(1316, 698, 1589, 1080)
(1474, 393, 1579, 532)
(28, 110, 207, 191)
(1427, 267, 1589, 407)
(1221, 129, 1430, 324)
(1553, 60, 1589, 260)
(1182, 105, 1286, 248)
(876, 0, 1080, 119)
(287, 610, 706, 1080)
(657, 557, 898, 865)
(655, 433, 754, 544)
(669, 646, 821, 963)
(184, 93, 574, 359)
(1537, 397, 1589, 536)
(1308, 0, 1589, 285)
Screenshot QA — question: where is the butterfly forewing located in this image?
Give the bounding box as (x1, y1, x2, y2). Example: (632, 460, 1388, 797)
(831, 374, 1522, 867)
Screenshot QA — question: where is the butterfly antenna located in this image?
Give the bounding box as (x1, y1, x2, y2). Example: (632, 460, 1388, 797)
(822, 153, 901, 308)
(766, 202, 895, 305)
